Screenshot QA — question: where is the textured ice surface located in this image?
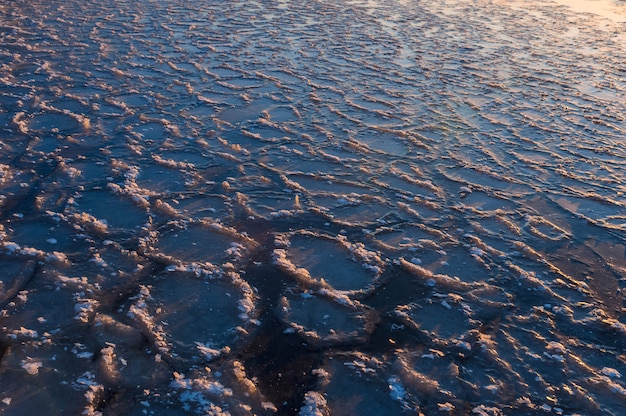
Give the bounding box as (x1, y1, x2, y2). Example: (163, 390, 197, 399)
(1, 0, 626, 414)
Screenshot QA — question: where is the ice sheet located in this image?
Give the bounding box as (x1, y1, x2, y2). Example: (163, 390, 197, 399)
(1, 0, 625, 414)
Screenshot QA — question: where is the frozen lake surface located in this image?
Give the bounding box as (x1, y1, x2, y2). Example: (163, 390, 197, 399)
(1, 0, 626, 414)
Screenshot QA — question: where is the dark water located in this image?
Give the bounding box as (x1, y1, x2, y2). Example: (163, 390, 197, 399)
(1, 0, 626, 414)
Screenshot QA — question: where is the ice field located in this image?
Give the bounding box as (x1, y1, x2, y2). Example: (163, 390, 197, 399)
(1, 0, 625, 414)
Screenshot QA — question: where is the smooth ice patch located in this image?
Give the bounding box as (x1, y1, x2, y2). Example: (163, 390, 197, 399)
(274, 231, 385, 295)
(277, 291, 378, 348)
(128, 271, 257, 362)
(395, 299, 473, 341)
(150, 220, 256, 273)
(307, 352, 416, 414)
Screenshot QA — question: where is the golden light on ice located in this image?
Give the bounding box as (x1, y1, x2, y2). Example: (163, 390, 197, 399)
(546, 0, 626, 23)
(1, 0, 625, 414)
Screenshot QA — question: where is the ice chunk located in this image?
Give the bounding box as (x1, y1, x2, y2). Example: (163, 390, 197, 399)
(600, 367, 622, 379)
(299, 391, 328, 416)
(20, 360, 43, 375)
(387, 376, 407, 401)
